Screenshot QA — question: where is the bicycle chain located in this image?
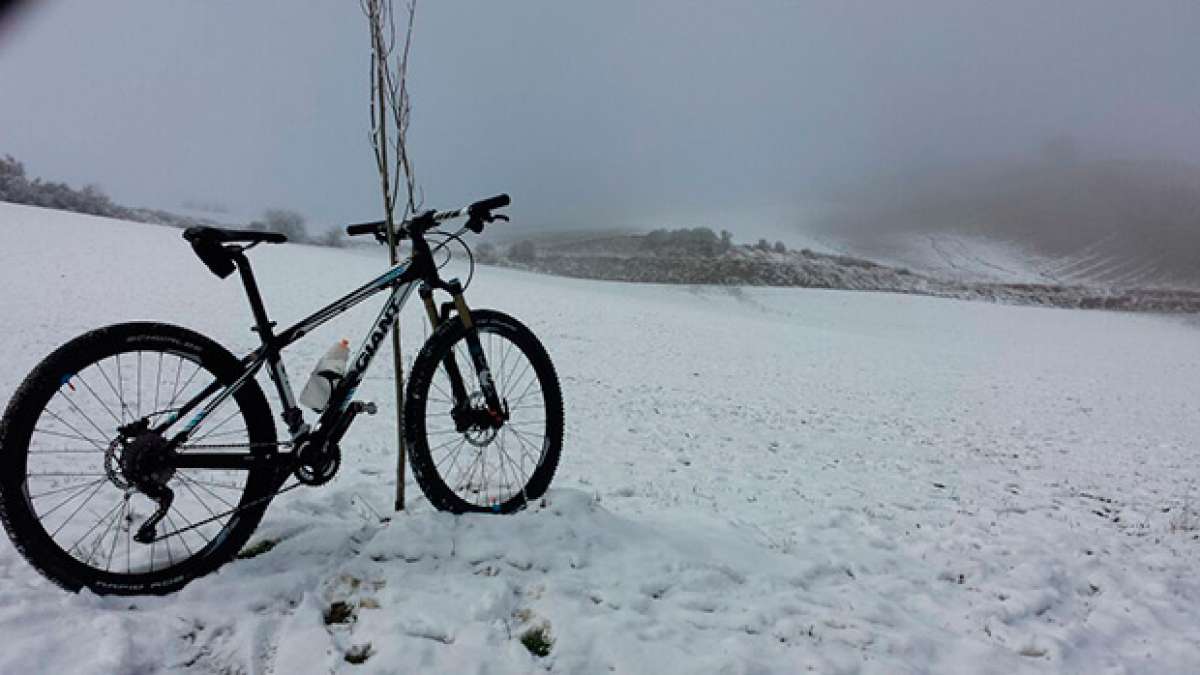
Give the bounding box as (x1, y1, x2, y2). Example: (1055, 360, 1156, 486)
(149, 479, 303, 543)
(176, 441, 294, 451)
(148, 441, 298, 543)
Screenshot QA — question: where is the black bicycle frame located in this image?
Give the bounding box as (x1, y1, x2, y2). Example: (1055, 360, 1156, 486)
(157, 247, 434, 470)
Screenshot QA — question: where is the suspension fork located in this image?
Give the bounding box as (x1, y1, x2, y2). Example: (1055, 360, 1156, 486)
(420, 281, 505, 417)
(420, 283, 469, 406)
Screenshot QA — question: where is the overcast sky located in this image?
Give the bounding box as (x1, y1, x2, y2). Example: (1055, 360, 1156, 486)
(1, 1, 1197, 236)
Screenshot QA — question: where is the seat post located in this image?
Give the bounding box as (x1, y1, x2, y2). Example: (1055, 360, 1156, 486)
(230, 248, 276, 342)
(229, 247, 309, 437)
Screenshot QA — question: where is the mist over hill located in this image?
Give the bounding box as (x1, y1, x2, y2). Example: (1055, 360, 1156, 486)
(814, 156, 1200, 289)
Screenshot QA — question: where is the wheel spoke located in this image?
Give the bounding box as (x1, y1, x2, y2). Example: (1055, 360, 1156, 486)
(72, 372, 122, 427)
(115, 354, 127, 422)
(496, 434, 529, 503)
(36, 411, 107, 451)
(82, 497, 124, 567)
(33, 426, 104, 445)
(177, 475, 246, 493)
(429, 375, 455, 408)
(427, 434, 465, 455)
(103, 499, 127, 571)
(176, 474, 224, 520)
(184, 426, 249, 443)
(438, 438, 469, 479)
(92, 356, 129, 424)
(170, 505, 211, 549)
(168, 361, 205, 410)
(62, 492, 123, 553)
(38, 479, 108, 520)
(189, 408, 245, 442)
(501, 428, 538, 467)
(506, 375, 543, 410)
(163, 511, 194, 557)
(154, 352, 163, 412)
(30, 478, 106, 500)
(167, 356, 185, 409)
(502, 360, 534, 401)
(425, 428, 463, 437)
(52, 390, 112, 448)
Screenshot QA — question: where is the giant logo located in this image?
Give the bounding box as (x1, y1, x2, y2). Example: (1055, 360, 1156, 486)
(353, 295, 402, 375)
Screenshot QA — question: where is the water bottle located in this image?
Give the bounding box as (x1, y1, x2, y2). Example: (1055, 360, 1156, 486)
(299, 339, 350, 412)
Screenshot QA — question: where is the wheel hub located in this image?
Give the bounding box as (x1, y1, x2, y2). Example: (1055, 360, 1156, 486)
(456, 392, 505, 447)
(118, 431, 175, 492)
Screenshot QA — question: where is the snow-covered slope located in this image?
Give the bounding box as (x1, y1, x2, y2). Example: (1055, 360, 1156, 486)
(847, 232, 1179, 289)
(1, 202, 1198, 674)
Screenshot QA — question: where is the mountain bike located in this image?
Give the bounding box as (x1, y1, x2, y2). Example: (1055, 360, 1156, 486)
(0, 194, 564, 595)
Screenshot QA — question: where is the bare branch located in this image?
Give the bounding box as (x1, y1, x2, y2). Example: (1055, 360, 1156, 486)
(362, 0, 418, 227)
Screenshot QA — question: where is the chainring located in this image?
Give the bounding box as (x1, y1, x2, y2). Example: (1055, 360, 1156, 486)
(293, 442, 341, 486)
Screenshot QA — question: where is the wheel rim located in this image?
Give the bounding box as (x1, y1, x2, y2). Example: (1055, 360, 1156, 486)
(422, 328, 549, 509)
(23, 348, 255, 577)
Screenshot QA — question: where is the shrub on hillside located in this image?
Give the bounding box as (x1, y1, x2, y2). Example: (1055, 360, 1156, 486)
(0, 154, 123, 218)
(476, 241, 498, 262)
(509, 240, 537, 262)
(251, 209, 308, 242)
(644, 227, 728, 256)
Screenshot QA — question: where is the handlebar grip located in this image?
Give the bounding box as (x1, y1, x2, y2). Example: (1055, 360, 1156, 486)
(346, 221, 384, 236)
(469, 194, 510, 214)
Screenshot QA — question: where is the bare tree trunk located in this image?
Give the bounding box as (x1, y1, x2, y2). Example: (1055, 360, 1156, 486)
(362, 0, 418, 511)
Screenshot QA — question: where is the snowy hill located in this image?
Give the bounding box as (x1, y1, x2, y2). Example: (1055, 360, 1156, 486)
(487, 232, 1200, 313)
(817, 158, 1200, 291)
(1, 202, 1198, 674)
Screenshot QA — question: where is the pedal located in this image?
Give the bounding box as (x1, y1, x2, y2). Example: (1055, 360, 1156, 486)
(357, 401, 377, 415)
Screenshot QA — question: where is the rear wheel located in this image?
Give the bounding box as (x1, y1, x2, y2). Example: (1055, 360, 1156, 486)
(0, 323, 281, 595)
(405, 310, 563, 513)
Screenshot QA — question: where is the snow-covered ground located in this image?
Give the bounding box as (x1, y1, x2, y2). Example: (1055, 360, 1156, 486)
(842, 232, 1180, 290)
(1, 202, 1198, 674)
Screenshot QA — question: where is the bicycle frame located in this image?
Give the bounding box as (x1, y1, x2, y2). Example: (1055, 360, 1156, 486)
(156, 246, 433, 470)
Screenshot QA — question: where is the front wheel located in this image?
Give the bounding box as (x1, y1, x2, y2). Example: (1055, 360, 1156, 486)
(405, 310, 563, 513)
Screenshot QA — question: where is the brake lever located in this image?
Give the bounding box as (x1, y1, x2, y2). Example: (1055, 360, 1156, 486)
(374, 225, 409, 245)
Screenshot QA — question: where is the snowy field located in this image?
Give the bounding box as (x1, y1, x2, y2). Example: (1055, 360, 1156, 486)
(842, 232, 1184, 291)
(1, 202, 1198, 674)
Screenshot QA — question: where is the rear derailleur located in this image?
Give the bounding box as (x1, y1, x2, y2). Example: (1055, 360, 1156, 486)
(111, 418, 176, 544)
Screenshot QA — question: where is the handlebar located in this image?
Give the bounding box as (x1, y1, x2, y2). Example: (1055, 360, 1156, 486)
(469, 193, 510, 214)
(345, 193, 510, 239)
(346, 222, 380, 237)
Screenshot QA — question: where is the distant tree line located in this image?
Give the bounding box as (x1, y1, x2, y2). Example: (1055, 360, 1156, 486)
(475, 240, 538, 263)
(0, 154, 343, 246)
(644, 227, 733, 256)
(645, 227, 788, 257)
(474, 227, 795, 268)
(1, 154, 127, 219)
(245, 208, 343, 247)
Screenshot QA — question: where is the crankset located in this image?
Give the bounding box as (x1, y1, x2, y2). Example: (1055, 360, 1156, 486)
(293, 441, 341, 486)
(292, 399, 375, 486)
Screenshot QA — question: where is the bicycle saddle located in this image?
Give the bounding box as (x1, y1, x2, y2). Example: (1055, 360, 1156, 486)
(183, 226, 288, 245)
